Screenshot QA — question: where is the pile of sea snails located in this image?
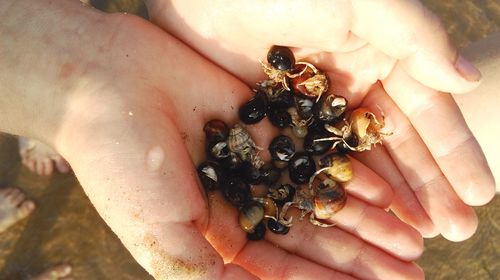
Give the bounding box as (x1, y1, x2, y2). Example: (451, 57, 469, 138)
(197, 46, 390, 240)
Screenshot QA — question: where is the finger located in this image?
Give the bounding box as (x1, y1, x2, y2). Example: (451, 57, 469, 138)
(363, 82, 479, 241)
(206, 192, 423, 280)
(345, 156, 393, 209)
(383, 64, 496, 206)
(205, 191, 353, 279)
(234, 241, 356, 280)
(155, 0, 481, 94)
(350, 0, 481, 93)
(330, 196, 423, 260)
(266, 209, 423, 280)
(353, 147, 438, 238)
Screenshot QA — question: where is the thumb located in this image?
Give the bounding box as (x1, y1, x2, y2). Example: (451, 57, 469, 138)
(350, 0, 481, 94)
(58, 116, 257, 280)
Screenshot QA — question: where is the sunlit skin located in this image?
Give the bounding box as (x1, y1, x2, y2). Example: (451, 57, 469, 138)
(145, 0, 495, 242)
(0, 0, 495, 279)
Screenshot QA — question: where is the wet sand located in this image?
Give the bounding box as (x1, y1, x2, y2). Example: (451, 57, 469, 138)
(0, 0, 498, 279)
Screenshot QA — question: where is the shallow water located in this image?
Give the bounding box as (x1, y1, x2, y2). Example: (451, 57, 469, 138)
(0, 1, 498, 279)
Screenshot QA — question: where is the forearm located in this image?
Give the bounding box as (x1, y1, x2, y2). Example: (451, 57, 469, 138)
(0, 0, 110, 140)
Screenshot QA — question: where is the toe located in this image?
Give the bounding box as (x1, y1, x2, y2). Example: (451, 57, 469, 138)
(26, 158, 37, 173)
(43, 158, 54, 176)
(8, 189, 26, 205)
(55, 158, 71, 174)
(32, 264, 72, 280)
(17, 200, 35, 219)
(35, 160, 45, 176)
(50, 264, 72, 278)
(0, 187, 16, 198)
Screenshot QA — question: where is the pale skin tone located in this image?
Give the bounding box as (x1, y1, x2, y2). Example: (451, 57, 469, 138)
(0, 1, 494, 280)
(18, 137, 71, 176)
(30, 264, 72, 280)
(0, 187, 35, 233)
(145, 0, 496, 241)
(452, 32, 500, 192)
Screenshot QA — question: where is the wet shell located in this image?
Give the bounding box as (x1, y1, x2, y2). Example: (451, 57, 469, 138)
(239, 91, 268, 124)
(239, 202, 265, 233)
(318, 153, 353, 182)
(260, 163, 282, 185)
(268, 219, 290, 235)
(222, 176, 252, 206)
(197, 161, 223, 192)
(247, 222, 266, 240)
(288, 152, 316, 184)
(204, 119, 229, 143)
(260, 197, 278, 218)
(313, 181, 347, 219)
(313, 94, 347, 124)
(267, 45, 296, 71)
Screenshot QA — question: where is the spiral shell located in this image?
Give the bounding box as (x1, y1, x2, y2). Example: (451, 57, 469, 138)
(228, 124, 254, 155)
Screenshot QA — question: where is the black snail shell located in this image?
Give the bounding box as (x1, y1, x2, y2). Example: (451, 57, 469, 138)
(238, 161, 262, 185)
(294, 96, 314, 120)
(204, 119, 229, 143)
(197, 161, 223, 192)
(239, 91, 268, 124)
(304, 129, 334, 155)
(269, 135, 295, 162)
(288, 152, 316, 184)
(267, 219, 290, 235)
(313, 95, 347, 124)
(222, 177, 252, 206)
(267, 45, 295, 71)
(207, 141, 230, 160)
(268, 87, 294, 109)
(247, 222, 266, 240)
(336, 134, 359, 154)
(221, 152, 243, 171)
(260, 163, 282, 185)
(268, 108, 292, 129)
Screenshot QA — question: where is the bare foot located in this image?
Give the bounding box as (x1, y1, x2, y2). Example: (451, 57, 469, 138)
(0, 187, 36, 233)
(30, 264, 72, 280)
(19, 137, 71, 176)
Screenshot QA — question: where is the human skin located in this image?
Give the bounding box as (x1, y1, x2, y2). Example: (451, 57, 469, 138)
(145, 0, 496, 241)
(453, 32, 500, 191)
(1, 0, 425, 279)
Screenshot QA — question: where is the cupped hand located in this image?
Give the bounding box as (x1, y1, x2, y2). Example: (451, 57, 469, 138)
(145, 0, 496, 241)
(59, 14, 424, 280)
(6, 1, 426, 279)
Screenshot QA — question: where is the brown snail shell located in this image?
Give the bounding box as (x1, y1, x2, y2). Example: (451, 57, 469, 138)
(318, 153, 353, 183)
(260, 197, 278, 219)
(228, 124, 254, 153)
(239, 202, 265, 233)
(313, 179, 347, 219)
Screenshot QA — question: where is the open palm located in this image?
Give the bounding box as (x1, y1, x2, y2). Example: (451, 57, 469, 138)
(44, 11, 428, 279)
(146, 0, 496, 242)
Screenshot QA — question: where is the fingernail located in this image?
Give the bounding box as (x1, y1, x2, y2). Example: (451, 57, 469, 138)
(455, 55, 482, 82)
